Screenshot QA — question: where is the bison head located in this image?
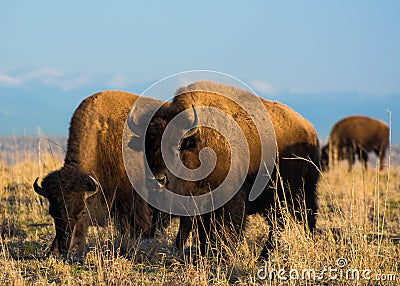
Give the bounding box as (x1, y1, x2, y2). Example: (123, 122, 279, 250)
(151, 106, 199, 179)
(33, 165, 99, 258)
(320, 144, 329, 171)
(143, 105, 201, 193)
(127, 102, 200, 192)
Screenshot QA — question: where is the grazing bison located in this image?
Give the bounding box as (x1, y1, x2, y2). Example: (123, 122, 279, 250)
(33, 91, 157, 258)
(321, 115, 389, 171)
(130, 81, 320, 258)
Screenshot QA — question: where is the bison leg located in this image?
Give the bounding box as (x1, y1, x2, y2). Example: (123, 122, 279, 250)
(67, 215, 90, 262)
(260, 230, 278, 258)
(150, 209, 171, 238)
(347, 148, 355, 172)
(121, 193, 153, 239)
(197, 214, 212, 256)
(292, 189, 318, 235)
(359, 150, 368, 170)
(149, 210, 159, 238)
(259, 206, 285, 258)
(175, 216, 193, 252)
(181, 214, 212, 257)
(259, 159, 319, 259)
(377, 146, 387, 171)
(175, 214, 213, 262)
(378, 154, 384, 171)
(214, 194, 247, 255)
(50, 236, 68, 258)
(302, 165, 319, 234)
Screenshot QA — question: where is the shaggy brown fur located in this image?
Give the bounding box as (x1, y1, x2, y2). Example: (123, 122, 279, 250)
(33, 91, 153, 258)
(321, 115, 389, 171)
(145, 81, 320, 258)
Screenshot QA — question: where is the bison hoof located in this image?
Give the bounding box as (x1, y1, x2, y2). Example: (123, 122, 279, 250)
(67, 253, 85, 264)
(257, 247, 272, 261)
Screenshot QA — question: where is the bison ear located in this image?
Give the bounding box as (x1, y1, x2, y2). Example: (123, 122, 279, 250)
(33, 177, 48, 198)
(84, 175, 99, 199)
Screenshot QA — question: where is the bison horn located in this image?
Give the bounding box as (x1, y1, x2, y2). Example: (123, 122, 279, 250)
(182, 104, 199, 139)
(88, 175, 100, 192)
(85, 175, 100, 199)
(33, 177, 48, 198)
(127, 106, 141, 138)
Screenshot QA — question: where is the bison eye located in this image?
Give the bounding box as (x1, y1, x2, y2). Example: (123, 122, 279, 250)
(178, 136, 200, 152)
(155, 175, 168, 187)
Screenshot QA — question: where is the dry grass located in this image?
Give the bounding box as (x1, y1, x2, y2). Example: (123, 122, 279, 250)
(0, 141, 399, 285)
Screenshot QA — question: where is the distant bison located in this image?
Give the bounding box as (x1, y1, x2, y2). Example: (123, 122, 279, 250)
(33, 91, 157, 258)
(130, 81, 320, 258)
(321, 115, 389, 171)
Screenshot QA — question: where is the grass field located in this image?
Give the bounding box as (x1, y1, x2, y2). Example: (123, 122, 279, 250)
(0, 137, 399, 285)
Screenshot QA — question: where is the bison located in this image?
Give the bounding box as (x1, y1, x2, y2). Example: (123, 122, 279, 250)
(129, 81, 320, 259)
(321, 115, 389, 171)
(33, 91, 159, 258)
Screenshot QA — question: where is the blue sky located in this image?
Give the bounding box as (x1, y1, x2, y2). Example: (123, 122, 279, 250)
(1, 1, 400, 142)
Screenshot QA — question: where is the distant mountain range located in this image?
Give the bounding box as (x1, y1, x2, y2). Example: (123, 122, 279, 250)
(1, 135, 399, 168)
(1, 80, 399, 143)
